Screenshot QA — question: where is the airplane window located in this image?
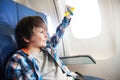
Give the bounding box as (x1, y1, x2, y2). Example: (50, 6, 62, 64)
(65, 0, 102, 39)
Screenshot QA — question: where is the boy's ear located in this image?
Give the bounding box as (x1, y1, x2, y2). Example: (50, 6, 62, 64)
(23, 37, 30, 43)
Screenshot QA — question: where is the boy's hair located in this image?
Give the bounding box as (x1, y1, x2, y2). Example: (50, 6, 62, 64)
(15, 16, 47, 49)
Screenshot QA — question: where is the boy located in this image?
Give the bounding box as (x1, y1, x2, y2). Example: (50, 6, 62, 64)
(5, 15, 84, 80)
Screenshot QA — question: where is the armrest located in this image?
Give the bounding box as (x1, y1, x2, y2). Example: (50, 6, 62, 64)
(60, 55, 96, 65)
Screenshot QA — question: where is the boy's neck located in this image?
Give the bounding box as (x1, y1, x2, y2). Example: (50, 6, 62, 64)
(27, 46, 41, 54)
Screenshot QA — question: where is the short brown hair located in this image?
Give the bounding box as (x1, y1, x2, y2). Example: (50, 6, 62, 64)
(15, 16, 47, 49)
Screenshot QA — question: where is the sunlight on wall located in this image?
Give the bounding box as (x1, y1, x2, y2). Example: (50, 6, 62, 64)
(47, 16, 54, 37)
(66, 0, 102, 39)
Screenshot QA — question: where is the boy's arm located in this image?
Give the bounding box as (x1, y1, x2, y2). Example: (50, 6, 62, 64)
(5, 55, 41, 80)
(47, 16, 71, 48)
(5, 59, 24, 80)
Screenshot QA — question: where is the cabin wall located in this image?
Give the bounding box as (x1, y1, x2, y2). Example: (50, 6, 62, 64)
(67, 0, 120, 80)
(61, 0, 115, 60)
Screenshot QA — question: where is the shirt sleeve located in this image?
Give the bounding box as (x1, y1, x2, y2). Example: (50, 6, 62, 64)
(5, 53, 41, 80)
(5, 57, 23, 80)
(47, 17, 71, 48)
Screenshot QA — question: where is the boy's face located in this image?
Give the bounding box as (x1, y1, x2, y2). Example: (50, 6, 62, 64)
(28, 27, 48, 48)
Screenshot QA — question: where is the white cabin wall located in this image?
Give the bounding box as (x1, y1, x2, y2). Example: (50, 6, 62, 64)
(67, 0, 120, 80)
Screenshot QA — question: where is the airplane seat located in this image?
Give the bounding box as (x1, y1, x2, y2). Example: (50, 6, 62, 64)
(17, 2, 48, 25)
(0, 0, 48, 79)
(0, 34, 17, 79)
(0, 0, 17, 79)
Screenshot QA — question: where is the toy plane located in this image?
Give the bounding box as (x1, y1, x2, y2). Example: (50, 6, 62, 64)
(64, 7, 75, 16)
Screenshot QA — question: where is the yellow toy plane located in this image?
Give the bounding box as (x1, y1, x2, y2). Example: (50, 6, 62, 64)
(64, 7, 75, 16)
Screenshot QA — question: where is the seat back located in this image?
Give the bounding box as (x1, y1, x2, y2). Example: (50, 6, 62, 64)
(0, 0, 48, 79)
(0, 34, 17, 79)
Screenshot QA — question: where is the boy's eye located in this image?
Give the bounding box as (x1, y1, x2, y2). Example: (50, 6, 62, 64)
(40, 31, 44, 33)
(41, 31, 43, 33)
(40, 31, 47, 34)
